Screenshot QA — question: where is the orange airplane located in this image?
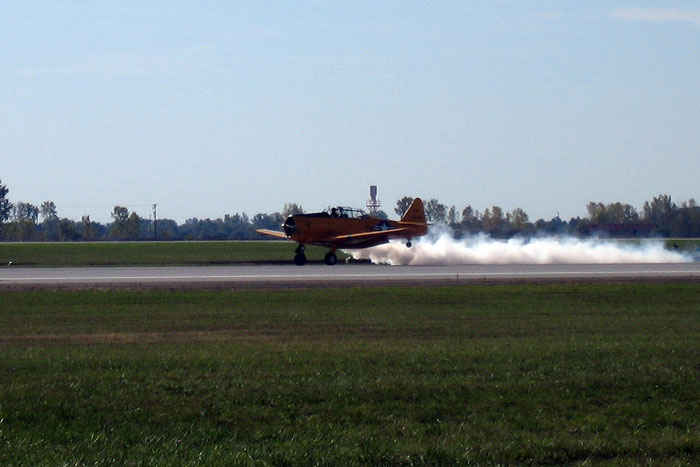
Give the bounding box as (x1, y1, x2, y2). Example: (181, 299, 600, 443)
(256, 197, 428, 265)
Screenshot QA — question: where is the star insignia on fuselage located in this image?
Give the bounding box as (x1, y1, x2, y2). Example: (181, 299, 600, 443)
(374, 221, 390, 231)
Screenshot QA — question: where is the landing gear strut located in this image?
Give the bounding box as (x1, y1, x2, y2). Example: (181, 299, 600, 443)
(324, 251, 338, 266)
(294, 244, 306, 266)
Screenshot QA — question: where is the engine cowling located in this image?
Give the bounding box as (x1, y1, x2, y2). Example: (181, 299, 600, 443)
(283, 216, 296, 235)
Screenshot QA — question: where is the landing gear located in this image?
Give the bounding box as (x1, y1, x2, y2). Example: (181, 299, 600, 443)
(406, 240, 412, 248)
(324, 251, 338, 266)
(292, 245, 338, 266)
(294, 253, 306, 266)
(294, 244, 307, 266)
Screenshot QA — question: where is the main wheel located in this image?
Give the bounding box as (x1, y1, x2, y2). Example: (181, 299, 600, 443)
(406, 241, 412, 248)
(324, 252, 338, 266)
(294, 253, 307, 266)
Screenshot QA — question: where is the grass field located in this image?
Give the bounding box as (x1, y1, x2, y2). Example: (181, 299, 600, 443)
(0, 238, 697, 267)
(0, 241, 345, 266)
(1, 283, 699, 465)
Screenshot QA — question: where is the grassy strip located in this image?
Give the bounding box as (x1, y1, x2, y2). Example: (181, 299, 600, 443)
(0, 239, 697, 267)
(1, 283, 699, 465)
(0, 241, 345, 266)
(618, 238, 700, 251)
(0, 239, 697, 268)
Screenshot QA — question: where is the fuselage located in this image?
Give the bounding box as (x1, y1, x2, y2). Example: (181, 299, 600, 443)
(255, 198, 427, 265)
(284, 212, 426, 250)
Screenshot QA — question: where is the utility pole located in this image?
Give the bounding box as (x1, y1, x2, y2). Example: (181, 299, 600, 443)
(152, 203, 157, 241)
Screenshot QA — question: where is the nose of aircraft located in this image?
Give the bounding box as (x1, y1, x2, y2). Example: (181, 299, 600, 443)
(283, 216, 297, 235)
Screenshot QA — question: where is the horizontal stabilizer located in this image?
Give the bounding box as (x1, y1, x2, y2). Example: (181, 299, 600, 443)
(256, 229, 289, 239)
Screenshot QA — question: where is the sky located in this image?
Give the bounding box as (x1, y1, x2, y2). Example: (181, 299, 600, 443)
(2, 1, 699, 223)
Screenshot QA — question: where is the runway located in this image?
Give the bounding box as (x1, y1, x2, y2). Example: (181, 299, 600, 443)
(1, 263, 699, 289)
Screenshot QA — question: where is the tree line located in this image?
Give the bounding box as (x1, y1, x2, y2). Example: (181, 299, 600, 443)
(396, 195, 699, 239)
(0, 179, 698, 241)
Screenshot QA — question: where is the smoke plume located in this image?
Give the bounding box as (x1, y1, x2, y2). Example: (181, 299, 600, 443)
(347, 232, 690, 265)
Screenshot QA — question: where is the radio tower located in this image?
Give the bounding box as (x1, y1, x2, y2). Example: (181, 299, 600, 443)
(366, 185, 381, 215)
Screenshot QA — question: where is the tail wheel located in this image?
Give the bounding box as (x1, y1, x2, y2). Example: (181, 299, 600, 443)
(294, 253, 307, 266)
(324, 251, 338, 266)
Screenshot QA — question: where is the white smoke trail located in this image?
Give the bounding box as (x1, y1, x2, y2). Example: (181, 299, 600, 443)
(347, 232, 691, 265)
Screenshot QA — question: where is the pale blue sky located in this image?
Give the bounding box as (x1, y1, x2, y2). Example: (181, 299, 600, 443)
(2, 2, 698, 222)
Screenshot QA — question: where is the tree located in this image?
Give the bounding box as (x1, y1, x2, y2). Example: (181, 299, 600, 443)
(643, 194, 676, 235)
(424, 199, 447, 223)
(588, 201, 639, 225)
(482, 206, 505, 236)
(79, 216, 107, 241)
(58, 218, 80, 241)
(10, 202, 39, 241)
(109, 206, 130, 240)
(620, 203, 639, 224)
(223, 213, 253, 240)
(606, 202, 639, 224)
(507, 208, 529, 230)
(39, 201, 60, 240)
(0, 179, 12, 224)
(252, 213, 283, 231)
(394, 197, 414, 217)
(81, 216, 94, 241)
(282, 203, 304, 218)
(671, 199, 700, 237)
(153, 218, 179, 240)
(111, 206, 129, 224)
(40, 201, 58, 221)
(14, 202, 39, 223)
(586, 202, 607, 224)
(535, 214, 568, 235)
(125, 212, 142, 240)
(460, 205, 481, 234)
(461, 205, 478, 223)
(447, 206, 458, 225)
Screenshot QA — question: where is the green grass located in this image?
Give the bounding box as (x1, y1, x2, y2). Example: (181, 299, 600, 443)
(664, 238, 700, 252)
(0, 239, 697, 267)
(0, 241, 346, 266)
(1, 283, 699, 465)
(616, 238, 700, 252)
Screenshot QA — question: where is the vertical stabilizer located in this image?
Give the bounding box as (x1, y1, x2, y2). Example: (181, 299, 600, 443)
(401, 198, 426, 224)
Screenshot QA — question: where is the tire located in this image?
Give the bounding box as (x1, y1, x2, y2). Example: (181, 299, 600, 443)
(324, 252, 338, 266)
(294, 253, 307, 266)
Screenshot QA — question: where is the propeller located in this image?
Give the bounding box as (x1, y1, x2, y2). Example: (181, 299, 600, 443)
(283, 217, 297, 235)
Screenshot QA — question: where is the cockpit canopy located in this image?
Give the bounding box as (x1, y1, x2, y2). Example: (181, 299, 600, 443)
(327, 206, 367, 219)
(293, 206, 370, 219)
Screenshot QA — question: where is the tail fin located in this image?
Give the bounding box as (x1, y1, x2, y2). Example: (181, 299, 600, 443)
(401, 198, 426, 223)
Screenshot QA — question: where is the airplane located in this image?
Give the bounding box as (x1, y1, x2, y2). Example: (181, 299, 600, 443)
(256, 197, 428, 265)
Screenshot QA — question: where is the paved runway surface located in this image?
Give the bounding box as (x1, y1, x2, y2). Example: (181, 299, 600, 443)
(1, 263, 699, 289)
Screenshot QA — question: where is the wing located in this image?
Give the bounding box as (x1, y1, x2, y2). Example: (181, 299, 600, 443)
(256, 229, 289, 240)
(331, 227, 409, 242)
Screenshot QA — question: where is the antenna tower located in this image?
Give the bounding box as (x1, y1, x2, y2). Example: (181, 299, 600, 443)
(366, 185, 381, 215)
